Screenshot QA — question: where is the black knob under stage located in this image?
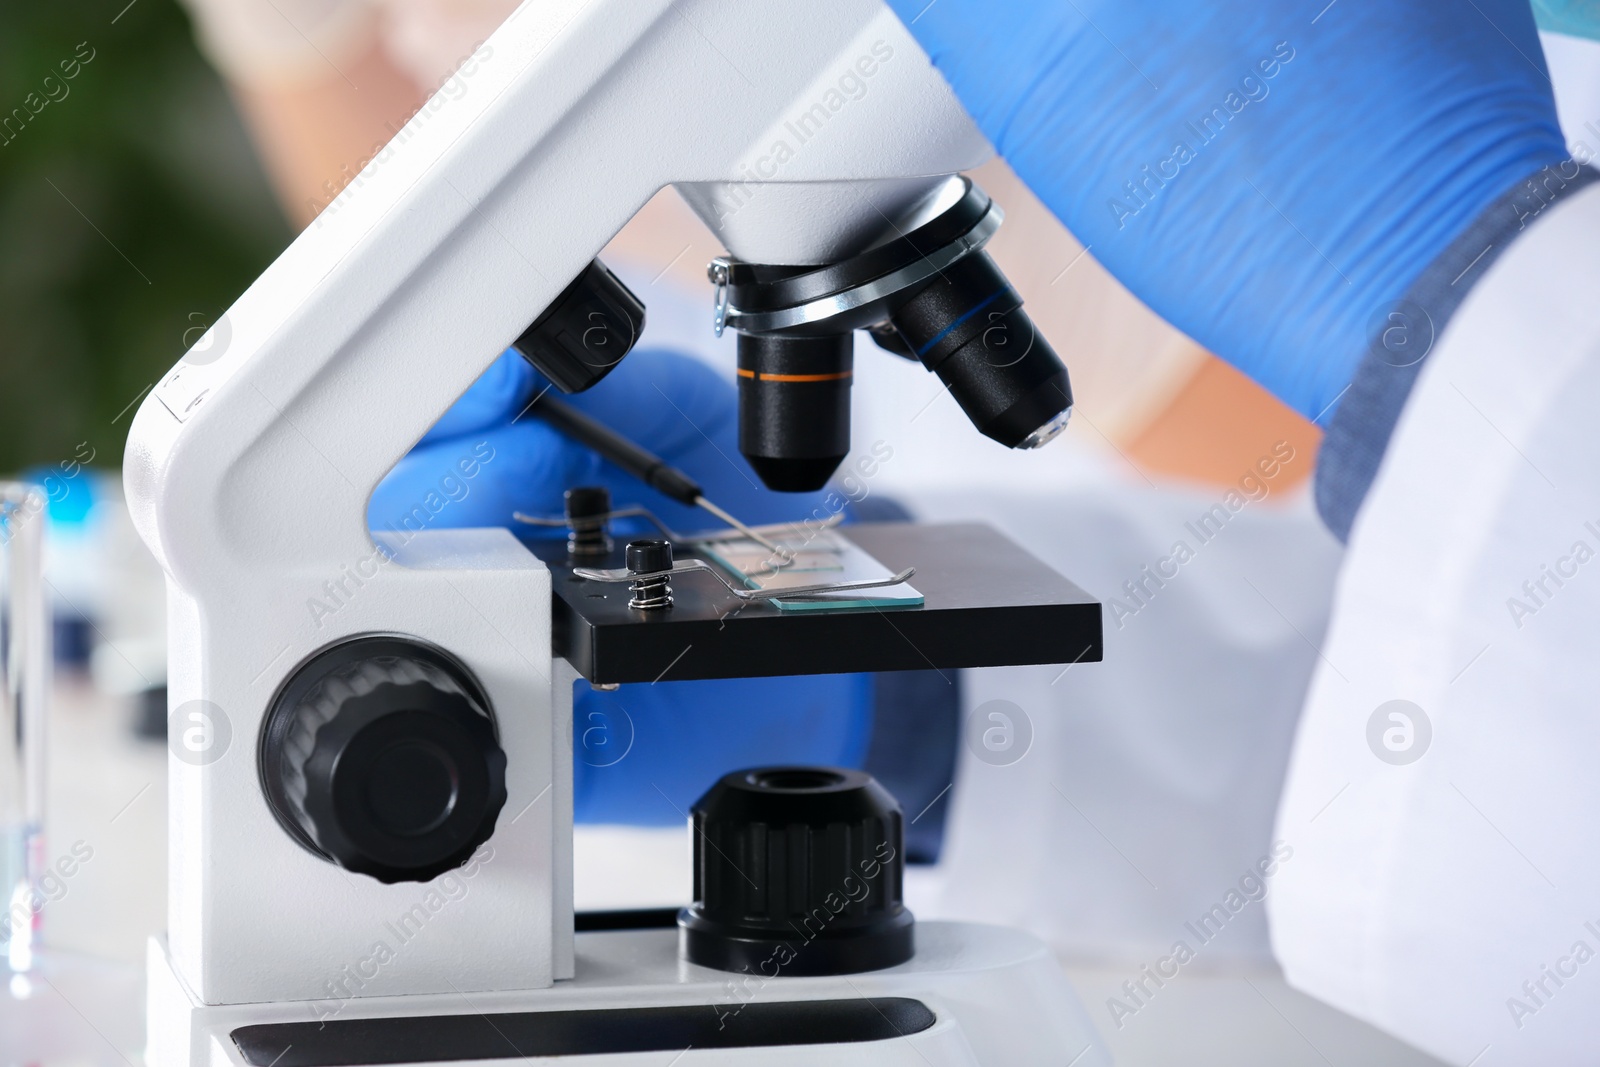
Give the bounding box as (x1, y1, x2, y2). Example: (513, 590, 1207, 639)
(680, 766, 914, 976)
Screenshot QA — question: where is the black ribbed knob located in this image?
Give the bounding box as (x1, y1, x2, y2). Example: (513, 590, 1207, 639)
(564, 485, 612, 560)
(679, 767, 913, 975)
(512, 259, 645, 394)
(564, 485, 612, 522)
(625, 539, 674, 610)
(626, 538, 673, 574)
(260, 638, 506, 884)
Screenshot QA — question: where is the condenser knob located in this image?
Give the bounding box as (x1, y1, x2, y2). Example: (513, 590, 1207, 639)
(679, 766, 914, 975)
(260, 637, 506, 884)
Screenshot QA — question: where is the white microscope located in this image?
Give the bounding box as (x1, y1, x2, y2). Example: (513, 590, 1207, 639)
(126, 1, 1110, 1062)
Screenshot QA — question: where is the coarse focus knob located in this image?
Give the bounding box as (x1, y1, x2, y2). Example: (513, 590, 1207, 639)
(260, 637, 506, 884)
(679, 767, 914, 976)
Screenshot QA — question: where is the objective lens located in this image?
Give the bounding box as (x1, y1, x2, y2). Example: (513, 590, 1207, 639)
(887, 252, 1072, 449)
(737, 333, 853, 492)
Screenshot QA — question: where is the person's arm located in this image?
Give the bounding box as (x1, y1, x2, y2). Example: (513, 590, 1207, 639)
(176, 0, 424, 228)
(229, 40, 424, 229)
(884, 0, 1571, 527)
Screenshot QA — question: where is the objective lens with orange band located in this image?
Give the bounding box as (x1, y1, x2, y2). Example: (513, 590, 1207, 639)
(735, 368, 853, 383)
(736, 334, 854, 492)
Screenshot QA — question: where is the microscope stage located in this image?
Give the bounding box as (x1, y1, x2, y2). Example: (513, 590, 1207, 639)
(524, 521, 1102, 684)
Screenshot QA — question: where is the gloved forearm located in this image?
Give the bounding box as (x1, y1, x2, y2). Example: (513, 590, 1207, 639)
(573, 674, 875, 825)
(886, 0, 1569, 486)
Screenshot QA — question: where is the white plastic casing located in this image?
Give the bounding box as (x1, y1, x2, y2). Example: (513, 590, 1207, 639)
(124, 0, 990, 1010)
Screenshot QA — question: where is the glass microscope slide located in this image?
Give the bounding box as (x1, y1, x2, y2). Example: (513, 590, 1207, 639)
(697, 528, 923, 612)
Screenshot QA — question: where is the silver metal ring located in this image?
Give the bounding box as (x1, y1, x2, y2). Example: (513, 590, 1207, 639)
(719, 202, 1003, 336)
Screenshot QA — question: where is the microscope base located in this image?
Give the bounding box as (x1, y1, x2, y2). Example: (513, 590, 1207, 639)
(146, 921, 1109, 1066)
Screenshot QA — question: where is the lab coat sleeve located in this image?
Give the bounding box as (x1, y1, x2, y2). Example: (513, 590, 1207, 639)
(1268, 182, 1600, 1064)
(1314, 164, 1600, 542)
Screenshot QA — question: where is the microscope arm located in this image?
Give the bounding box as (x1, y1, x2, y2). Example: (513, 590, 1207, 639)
(125, 0, 988, 590)
(124, 0, 989, 1009)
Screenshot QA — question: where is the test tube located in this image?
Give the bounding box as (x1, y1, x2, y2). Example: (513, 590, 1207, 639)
(0, 484, 49, 978)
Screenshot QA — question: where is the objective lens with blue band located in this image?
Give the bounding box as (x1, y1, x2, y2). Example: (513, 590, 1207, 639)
(886, 251, 1073, 451)
(712, 176, 1074, 491)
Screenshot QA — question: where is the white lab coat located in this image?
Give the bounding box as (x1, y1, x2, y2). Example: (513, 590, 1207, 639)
(889, 476, 1343, 972)
(1267, 33, 1600, 1067)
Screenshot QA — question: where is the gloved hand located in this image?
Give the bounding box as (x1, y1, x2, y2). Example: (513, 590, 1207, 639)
(370, 349, 875, 824)
(886, 0, 1569, 421)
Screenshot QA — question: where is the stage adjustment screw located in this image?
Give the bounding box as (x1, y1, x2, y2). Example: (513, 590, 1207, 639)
(564, 485, 613, 561)
(626, 539, 674, 610)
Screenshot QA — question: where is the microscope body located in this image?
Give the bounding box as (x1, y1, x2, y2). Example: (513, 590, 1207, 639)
(126, 1, 1107, 1062)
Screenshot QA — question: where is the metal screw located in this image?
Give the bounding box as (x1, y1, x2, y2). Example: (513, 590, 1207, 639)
(709, 258, 732, 337)
(625, 539, 674, 610)
(564, 486, 613, 561)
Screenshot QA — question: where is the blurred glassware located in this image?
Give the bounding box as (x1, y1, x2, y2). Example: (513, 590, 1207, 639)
(1, 484, 50, 986)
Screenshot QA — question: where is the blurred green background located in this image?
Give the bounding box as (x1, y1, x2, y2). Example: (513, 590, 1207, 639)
(0, 0, 289, 473)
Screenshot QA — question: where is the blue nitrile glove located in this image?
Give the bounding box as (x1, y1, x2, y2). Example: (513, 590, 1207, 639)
(370, 349, 875, 824)
(886, 0, 1569, 422)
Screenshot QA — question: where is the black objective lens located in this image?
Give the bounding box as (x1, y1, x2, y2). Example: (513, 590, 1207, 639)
(887, 252, 1072, 449)
(737, 333, 853, 492)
